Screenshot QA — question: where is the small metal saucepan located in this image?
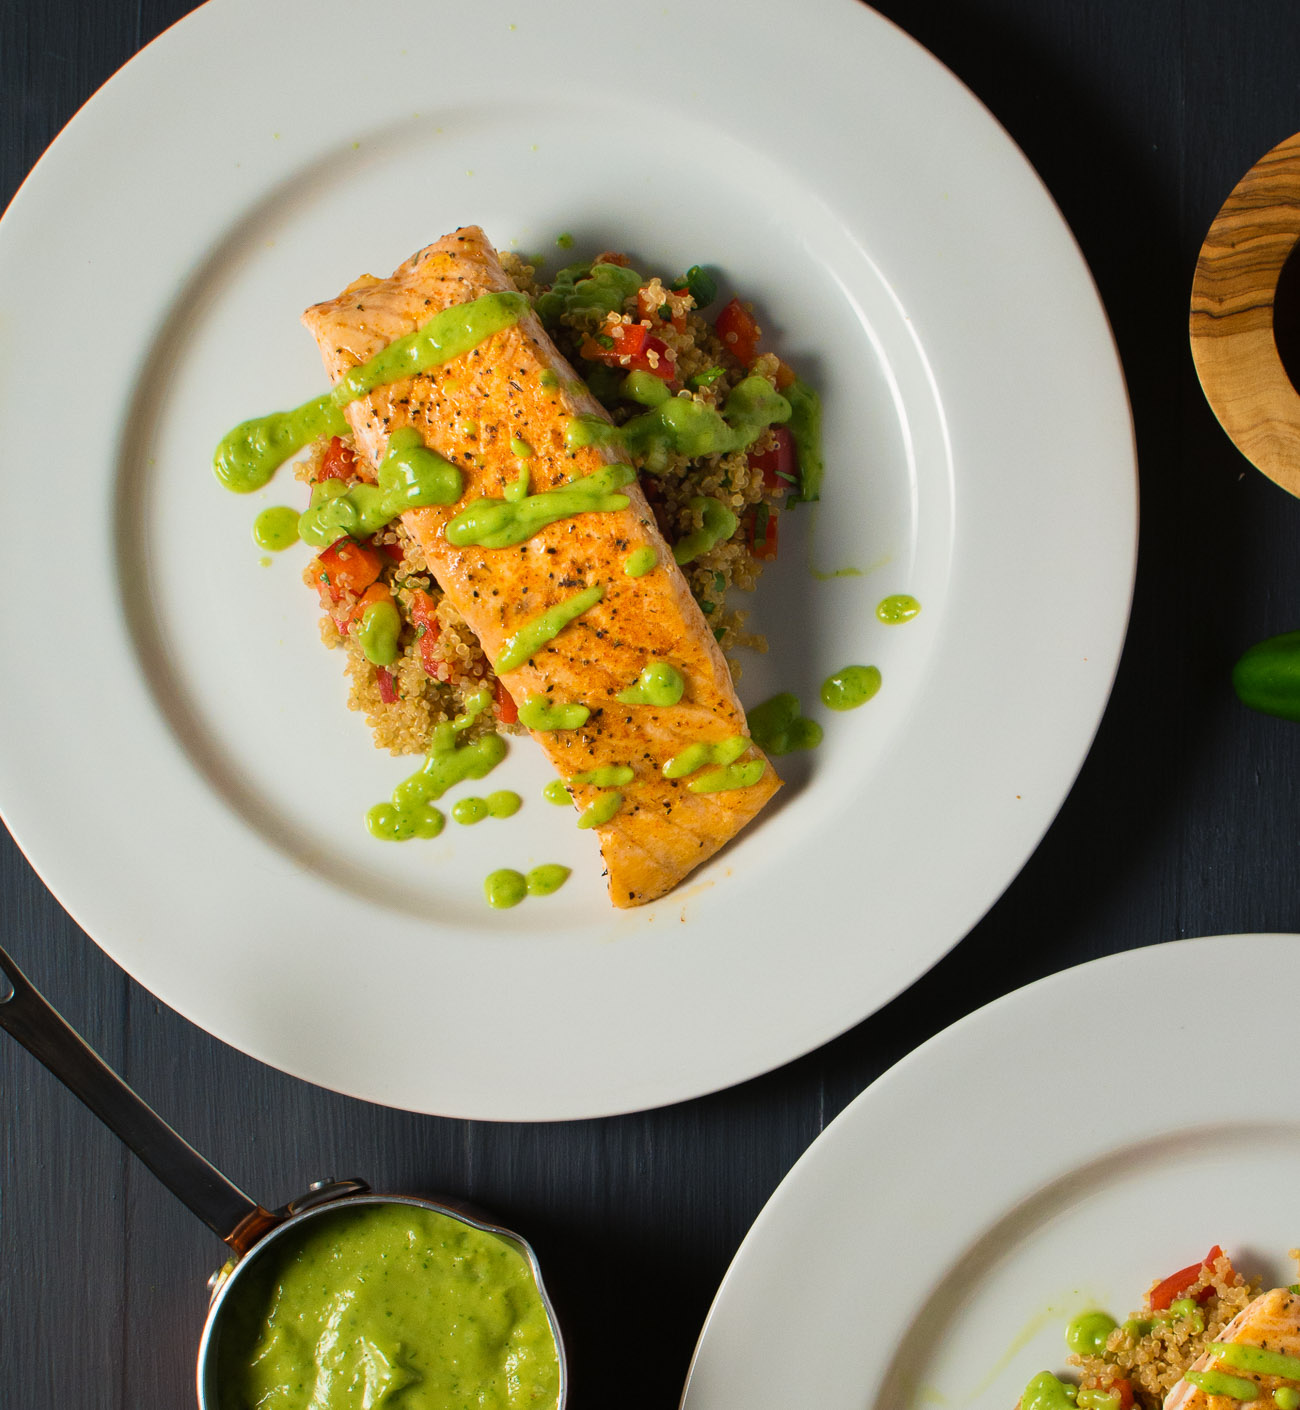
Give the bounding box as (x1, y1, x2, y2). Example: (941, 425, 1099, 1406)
(0, 943, 567, 1409)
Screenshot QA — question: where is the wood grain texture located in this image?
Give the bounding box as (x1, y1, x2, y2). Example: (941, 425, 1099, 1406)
(1191, 130, 1300, 495)
(7, 2, 1300, 1408)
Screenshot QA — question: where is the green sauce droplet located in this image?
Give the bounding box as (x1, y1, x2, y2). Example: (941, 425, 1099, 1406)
(571, 765, 634, 788)
(877, 593, 921, 624)
(452, 796, 489, 825)
(1275, 1388, 1300, 1409)
(673, 496, 739, 566)
(555, 232, 575, 249)
(494, 584, 604, 673)
(518, 696, 590, 731)
(577, 790, 622, 829)
(509, 436, 534, 459)
(1018, 1372, 1078, 1410)
(355, 598, 402, 666)
(365, 802, 446, 840)
(663, 735, 749, 778)
(370, 691, 507, 840)
(1183, 1370, 1259, 1401)
(214, 291, 526, 493)
(526, 864, 570, 896)
(617, 661, 685, 706)
(543, 779, 571, 805)
(445, 462, 633, 549)
(252, 505, 300, 551)
(747, 694, 824, 754)
(1065, 1311, 1117, 1357)
(484, 869, 528, 909)
(624, 545, 658, 577)
(299, 427, 464, 549)
(688, 760, 766, 793)
(568, 375, 789, 475)
(486, 790, 522, 818)
(820, 666, 882, 712)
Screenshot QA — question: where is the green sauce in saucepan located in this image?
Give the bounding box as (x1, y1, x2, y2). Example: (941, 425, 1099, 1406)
(215, 1201, 561, 1410)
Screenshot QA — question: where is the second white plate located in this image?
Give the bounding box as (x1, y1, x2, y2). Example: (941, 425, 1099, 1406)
(682, 934, 1300, 1410)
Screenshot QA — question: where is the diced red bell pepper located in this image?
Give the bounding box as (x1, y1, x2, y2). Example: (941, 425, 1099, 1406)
(348, 581, 394, 629)
(1106, 1378, 1135, 1410)
(374, 535, 404, 563)
(580, 317, 677, 381)
(408, 588, 442, 677)
(375, 667, 398, 704)
(1147, 1246, 1223, 1310)
(748, 426, 797, 493)
(715, 298, 761, 365)
(317, 435, 355, 482)
(311, 538, 383, 606)
(494, 678, 518, 725)
(748, 507, 779, 561)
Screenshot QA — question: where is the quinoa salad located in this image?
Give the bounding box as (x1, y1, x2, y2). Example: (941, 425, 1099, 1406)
(1020, 1245, 1300, 1410)
(292, 248, 820, 757)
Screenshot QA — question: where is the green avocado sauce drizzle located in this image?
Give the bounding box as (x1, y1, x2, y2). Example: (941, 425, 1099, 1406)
(877, 593, 921, 624)
(252, 505, 299, 551)
(748, 694, 823, 755)
(663, 735, 770, 791)
(1184, 1370, 1260, 1400)
(565, 375, 791, 473)
(1065, 1312, 1116, 1357)
(624, 545, 658, 577)
(1018, 1372, 1078, 1410)
(445, 462, 634, 549)
(1212, 1342, 1300, 1381)
(495, 584, 604, 674)
(577, 790, 623, 828)
(527, 863, 570, 895)
(572, 765, 634, 788)
(617, 661, 685, 706)
(664, 735, 749, 778)
(484, 864, 571, 908)
(1276, 1388, 1300, 1410)
(214, 290, 527, 493)
(542, 779, 571, 805)
(487, 789, 522, 818)
(452, 797, 489, 825)
(674, 496, 739, 566)
(355, 598, 402, 667)
(820, 665, 882, 712)
(299, 426, 464, 549)
(518, 696, 590, 731)
(367, 689, 506, 841)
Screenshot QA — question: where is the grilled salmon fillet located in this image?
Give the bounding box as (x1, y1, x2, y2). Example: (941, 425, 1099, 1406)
(302, 227, 780, 907)
(1163, 1287, 1300, 1410)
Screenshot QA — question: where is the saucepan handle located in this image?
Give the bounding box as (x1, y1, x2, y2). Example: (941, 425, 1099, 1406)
(0, 943, 277, 1254)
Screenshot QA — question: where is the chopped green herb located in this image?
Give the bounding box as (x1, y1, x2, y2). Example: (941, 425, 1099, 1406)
(596, 333, 615, 350)
(657, 303, 672, 321)
(713, 571, 726, 593)
(687, 366, 725, 390)
(682, 265, 717, 307)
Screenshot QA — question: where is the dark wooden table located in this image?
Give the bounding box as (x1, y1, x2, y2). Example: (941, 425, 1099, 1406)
(5, 2, 1300, 1405)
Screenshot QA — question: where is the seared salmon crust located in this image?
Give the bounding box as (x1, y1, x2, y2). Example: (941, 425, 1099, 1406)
(302, 227, 780, 906)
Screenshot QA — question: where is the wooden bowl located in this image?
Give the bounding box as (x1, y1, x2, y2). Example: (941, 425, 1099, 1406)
(1190, 129, 1300, 496)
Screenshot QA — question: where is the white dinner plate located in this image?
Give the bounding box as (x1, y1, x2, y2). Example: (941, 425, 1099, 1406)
(681, 934, 1300, 1410)
(0, 0, 1135, 1118)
